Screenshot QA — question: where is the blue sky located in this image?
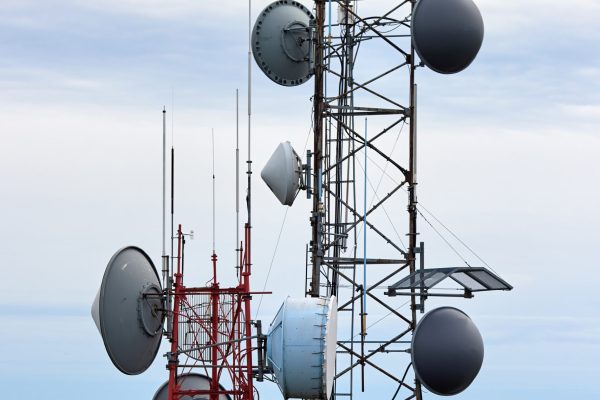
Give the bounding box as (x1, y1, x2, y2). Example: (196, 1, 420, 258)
(0, 0, 599, 399)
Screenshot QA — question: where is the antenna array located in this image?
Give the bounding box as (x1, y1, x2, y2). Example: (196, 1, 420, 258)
(255, 0, 511, 399)
(91, 1, 512, 400)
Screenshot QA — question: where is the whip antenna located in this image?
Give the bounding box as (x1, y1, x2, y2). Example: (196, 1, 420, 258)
(212, 128, 216, 253)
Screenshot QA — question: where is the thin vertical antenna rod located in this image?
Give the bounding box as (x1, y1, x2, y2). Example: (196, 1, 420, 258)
(162, 107, 166, 257)
(236, 89, 240, 277)
(166, 121, 175, 339)
(212, 128, 216, 253)
(362, 117, 367, 316)
(170, 89, 175, 276)
(361, 116, 368, 392)
(162, 107, 167, 286)
(162, 107, 172, 339)
(247, 0, 253, 226)
(171, 146, 175, 277)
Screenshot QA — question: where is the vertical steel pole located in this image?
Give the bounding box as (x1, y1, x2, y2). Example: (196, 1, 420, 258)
(244, 3, 255, 398)
(210, 252, 219, 400)
(243, 223, 254, 400)
(247, 0, 253, 228)
(210, 127, 219, 400)
(166, 147, 175, 340)
(168, 225, 183, 400)
(162, 107, 171, 339)
(409, 1, 422, 397)
(236, 89, 241, 280)
(162, 107, 167, 286)
(310, 0, 326, 298)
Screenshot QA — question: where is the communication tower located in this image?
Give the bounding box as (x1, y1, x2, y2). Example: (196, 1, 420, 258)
(254, 0, 512, 399)
(91, 1, 513, 399)
(92, 97, 263, 399)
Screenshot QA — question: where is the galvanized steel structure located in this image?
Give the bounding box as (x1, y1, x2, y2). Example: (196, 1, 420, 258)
(307, 1, 423, 399)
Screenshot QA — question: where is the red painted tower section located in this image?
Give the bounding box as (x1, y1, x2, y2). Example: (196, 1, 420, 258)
(166, 223, 259, 400)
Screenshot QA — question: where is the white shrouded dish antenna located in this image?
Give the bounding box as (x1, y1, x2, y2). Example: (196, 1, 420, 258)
(91, 246, 164, 375)
(266, 296, 337, 399)
(152, 373, 232, 400)
(261, 141, 303, 206)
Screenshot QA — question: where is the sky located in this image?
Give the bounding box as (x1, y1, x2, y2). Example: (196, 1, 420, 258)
(0, 0, 599, 399)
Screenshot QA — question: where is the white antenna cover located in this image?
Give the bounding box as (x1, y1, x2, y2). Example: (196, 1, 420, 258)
(266, 296, 337, 399)
(261, 141, 302, 206)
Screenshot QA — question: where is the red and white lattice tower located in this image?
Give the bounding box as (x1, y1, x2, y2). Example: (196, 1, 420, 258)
(166, 223, 260, 400)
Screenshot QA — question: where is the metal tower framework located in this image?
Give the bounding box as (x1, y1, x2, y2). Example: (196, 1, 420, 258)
(308, 1, 423, 399)
(165, 224, 261, 400)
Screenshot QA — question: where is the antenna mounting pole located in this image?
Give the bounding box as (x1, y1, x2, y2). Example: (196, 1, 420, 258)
(309, 0, 326, 298)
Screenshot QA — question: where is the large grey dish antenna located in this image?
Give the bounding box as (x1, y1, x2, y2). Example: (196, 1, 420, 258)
(91, 246, 164, 375)
(411, 0, 484, 74)
(411, 306, 484, 396)
(153, 373, 232, 400)
(266, 296, 337, 399)
(252, 0, 315, 86)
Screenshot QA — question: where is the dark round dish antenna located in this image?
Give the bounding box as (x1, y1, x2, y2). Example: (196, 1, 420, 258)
(152, 373, 232, 400)
(91, 246, 164, 375)
(411, 306, 484, 395)
(252, 0, 315, 86)
(411, 0, 484, 74)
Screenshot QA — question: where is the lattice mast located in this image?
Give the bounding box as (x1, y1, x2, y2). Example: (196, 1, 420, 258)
(308, 1, 422, 399)
(165, 222, 257, 400)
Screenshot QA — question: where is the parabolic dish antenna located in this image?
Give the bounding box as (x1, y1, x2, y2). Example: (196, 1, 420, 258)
(266, 296, 337, 399)
(252, 0, 315, 86)
(411, 0, 484, 74)
(91, 246, 164, 375)
(261, 141, 303, 206)
(152, 373, 232, 400)
(411, 306, 484, 396)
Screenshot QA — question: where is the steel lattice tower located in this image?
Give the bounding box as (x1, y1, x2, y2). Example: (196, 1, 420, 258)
(307, 1, 423, 399)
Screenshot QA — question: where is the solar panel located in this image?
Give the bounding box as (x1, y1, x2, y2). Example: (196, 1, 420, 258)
(387, 267, 512, 297)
